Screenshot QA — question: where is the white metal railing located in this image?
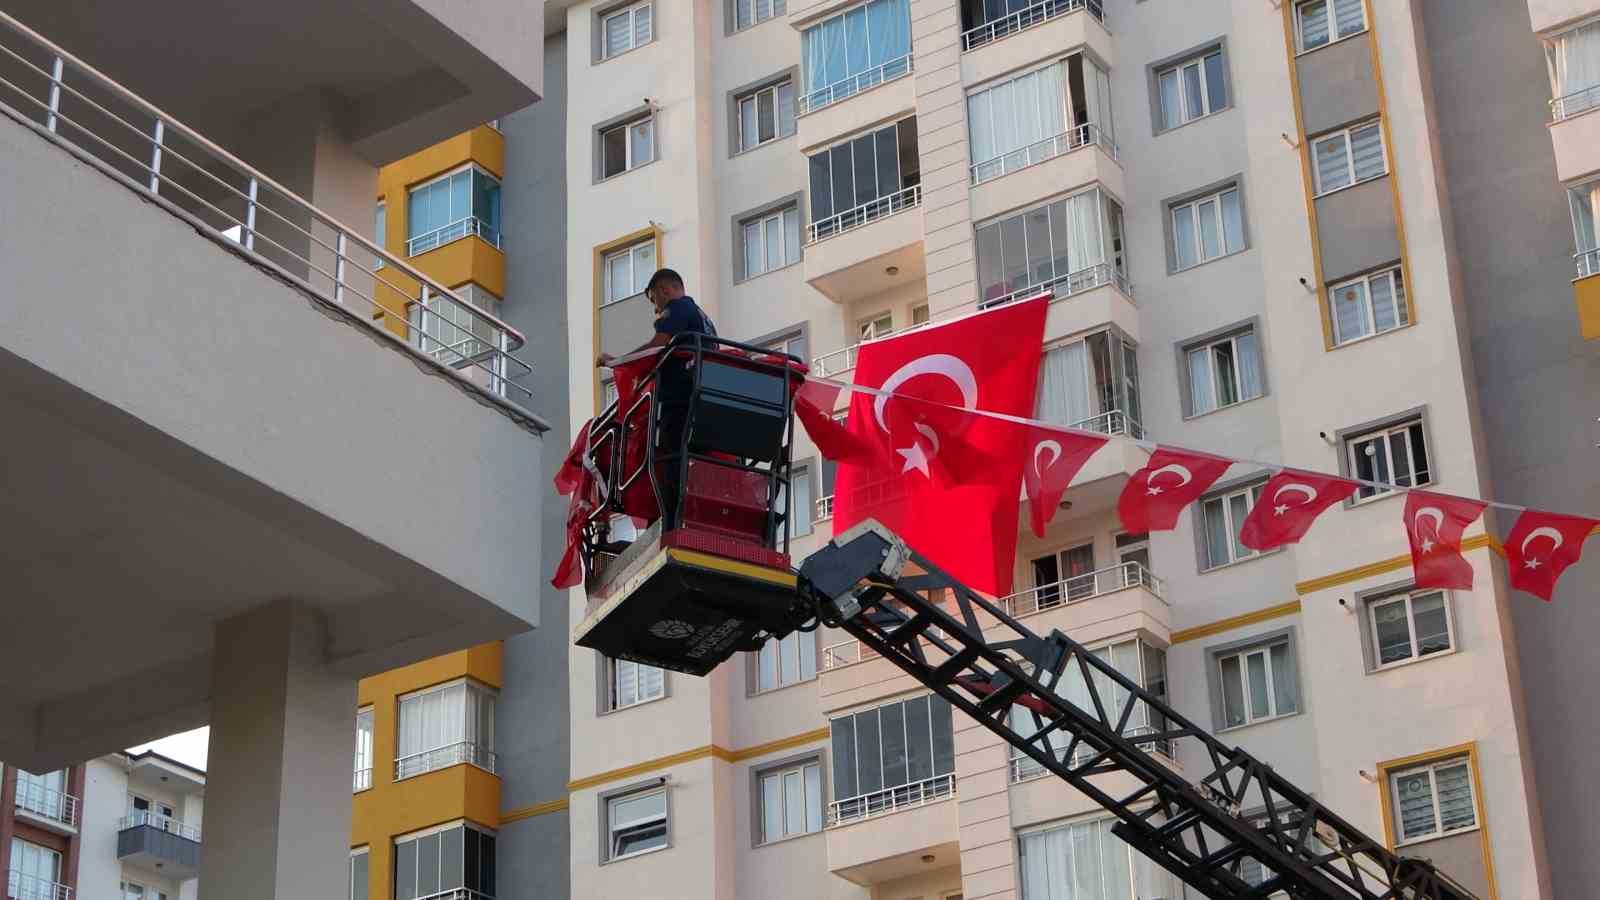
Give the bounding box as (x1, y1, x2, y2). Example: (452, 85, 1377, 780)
(822, 637, 874, 670)
(354, 767, 373, 792)
(961, 0, 1103, 50)
(814, 494, 835, 521)
(118, 810, 202, 842)
(808, 183, 921, 244)
(14, 784, 78, 829)
(979, 263, 1131, 311)
(414, 890, 493, 900)
(7, 871, 72, 900)
(1064, 408, 1144, 440)
(395, 741, 497, 781)
(827, 773, 955, 825)
(0, 10, 534, 407)
(1576, 247, 1600, 279)
(1009, 725, 1177, 783)
(998, 561, 1163, 619)
(1551, 83, 1600, 122)
(406, 216, 502, 256)
(970, 123, 1117, 185)
(797, 54, 914, 116)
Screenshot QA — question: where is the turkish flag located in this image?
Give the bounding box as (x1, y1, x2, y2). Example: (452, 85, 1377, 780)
(1502, 510, 1599, 601)
(1020, 426, 1110, 537)
(1239, 470, 1358, 551)
(1117, 447, 1233, 533)
(1403, 491, 1487, 590)
(834, 298, 1048, 595)
(794, 378, 872, 462)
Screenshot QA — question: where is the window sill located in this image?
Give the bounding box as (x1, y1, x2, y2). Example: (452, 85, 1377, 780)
(603, 843, 672, 865)
(1294, 27, 1369, 58)
(754, 828, 823, 850)
(1395, 823, 1479, 849)
(1312, 171, 1388, 202)
(1216, 710, 1300, 734)
(735, 259, 803, 285)
(1155, 105, 1233, 138)
(731, 134, 796, 160)
(748, 674, 818, 698)
(1183, 392, 1265, 422)
(596, 39, 656, 66)
(602, 693, 669, 716)
(1328, 319, 1413, 351)
(1200, 547, 1282, 575)
(1369, 646, 1457, 674)
(597, 157, 661, 186)
(1344, 481, 1431, 510)
(1170, 245, 1251, 278)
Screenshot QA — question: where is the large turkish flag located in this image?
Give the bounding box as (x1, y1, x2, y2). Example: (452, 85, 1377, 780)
(833, 298, 1048, 595)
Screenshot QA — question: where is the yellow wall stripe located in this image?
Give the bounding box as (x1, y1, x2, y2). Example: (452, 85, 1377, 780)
(1169, 600, 1302, 645)
(501, 796, 570, 824)
(565, 728, 831, 793)
(1295, 533, 1493, 595)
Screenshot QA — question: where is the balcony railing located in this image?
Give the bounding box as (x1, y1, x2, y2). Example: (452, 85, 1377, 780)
(797, 54, 914, 116)
(971, 123, 1116, 185)
(406, 216, 502, 256)
(961, 0, 1104, 51)
(998, 561, 1164, 619)
(353, 767, 373, 792)
(1009, 725, 1177, 782)
(395, 741, 497, 781)
(1551, 83, 1600, 122)
(118, 810, 202, 842)
(6, 872, 71, 900)
(415, 890, 494, 900)
(14, 784, 78, 829)
(821, 637, 874, 670)
(1577, 247, 1600, 279)
(826, 772, 955, 826)
(815, 494, 835, 521)
(808, 183, 921, 244)
(980, 263, 1131, 311)
(0, 10, 534, 407)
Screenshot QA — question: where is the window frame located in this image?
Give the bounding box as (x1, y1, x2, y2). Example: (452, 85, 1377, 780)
(374, 200, 387, 269)
(1310, 120, 1387, 197)
(774, 459, 814, 540)
(605, 656, 667, 712)
(347, 846, 369, 900)
(599, 0, 654, 60)
(404, 163, 502, 255)
(1326, 265, 1408, 346)
(738, 204, 804, 281)
(859, 312, 894, 340)
(601, 240, 658, 306)
(1342, 413, 1432, 504)
(1156, 48, 1228, 130)
(603, 784, 671, 862)
(599, 114, 657, 181)
(1388, 757, 1479, 846)
(391, 819, 498, 899)
(394, 678, 497, 780)
(1214, 637, 1298, 729)
(751, 626, 819, 694)
(354, 705, 374, 792)
(734, 77, 798, 154)
(731, 0, 788, 32)
(1294, 0, 1368, 54)
(1182, 325, 1263, 417)
(753, 756, 825, 846)
(1198, 480, 1267, 571)
(1366, 589, 1456, 671)
(1169, 184, 1247, 272)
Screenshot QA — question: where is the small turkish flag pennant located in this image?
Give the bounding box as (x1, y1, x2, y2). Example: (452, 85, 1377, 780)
(1117, 447, 1233, 533)
(1502, 510, 1599, 601)
(1403, 491, 1487, 590)
(1238, 470, 1358, 551)
(1019, 425, 1110, 537)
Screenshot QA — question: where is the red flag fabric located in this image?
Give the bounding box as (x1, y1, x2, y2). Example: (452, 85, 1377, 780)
(1403, 491, 1487, 590)
(609, 351, 661, 413)
(1238, 469, 1359, 550)
(1020, 426, 1110, 537)
(1502, 510, 1599, 601)
(834, 298, 1048, 595)
(794, 378, 872, 462)
(1117, 447, 1233, 533)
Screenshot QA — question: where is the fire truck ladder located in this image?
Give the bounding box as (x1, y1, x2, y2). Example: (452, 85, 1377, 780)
(796, 522, 1479, 900)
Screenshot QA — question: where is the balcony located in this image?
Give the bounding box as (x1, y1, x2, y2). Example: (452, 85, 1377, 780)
(395, 741, 497, 781)
(1549, 94, 1600, 183)
(796, 56, 916, 155)
(0, 10, 546, 770)
(815, 494, 835, 522)
(825, 775, 960, 885)
(961, 0, 1102, 52)
(7, 872, 70, 900)
(998, 561, 1163, 618)
(407, 216, 503, 257)
(971, 123, 1116, 186)
(13, 784, 78, 832)
(803, 185, 925, 302)
(354, 767, 373, 792)
(117, 812, 202, 880)
(797, 55, 913, 118)
(1009, 724, 1181, 783)
(960, 0, 1114, 92)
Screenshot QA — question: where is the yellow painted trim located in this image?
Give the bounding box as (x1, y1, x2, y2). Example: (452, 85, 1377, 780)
(667, 548, 799, 586)
(1374, 741, 1500, 900)
(1295, 533, 1494, 595)
(500, 797, 570, 824)
(1362, 0, 1420, 335)
(1279, 3, 1334, 349)
(567, 728, 831, 792)
(592, 226, 664, 417)
(727, 727, 831, 762)
(1170, 601, 1302, 645)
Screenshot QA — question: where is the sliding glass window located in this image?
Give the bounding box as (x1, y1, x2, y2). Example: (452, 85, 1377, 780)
(806, 118, 920, 240)
(799, 0, 912, 113)
(968, 54, 1112, 183)
(975, 186, 1125, 306)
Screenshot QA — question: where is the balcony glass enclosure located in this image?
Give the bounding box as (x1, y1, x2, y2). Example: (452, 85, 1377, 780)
(799, 0, 913, 113)
(976, 187, 1126, 308)
(807, 117, 921, 241)
(1035, 328, 1141, 437)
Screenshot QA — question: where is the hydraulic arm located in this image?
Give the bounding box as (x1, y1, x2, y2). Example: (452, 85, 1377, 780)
(796, 522, 1479, 900)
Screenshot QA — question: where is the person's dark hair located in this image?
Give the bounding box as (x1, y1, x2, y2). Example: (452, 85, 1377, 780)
(646, 267, 684, 293)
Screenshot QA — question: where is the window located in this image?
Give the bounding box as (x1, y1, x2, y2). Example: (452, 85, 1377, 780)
(601, 0, 653, 58)
(1157, 48, 1228, 130)
(1185, 327, 1262, 416)
(737, 80, 797, 152)
(975, 188, 1127, 308)
(395, 679, 496, 779)
(129, 793, 176, 821)
(1029, 543, 1095, 607)
(1216, 637, 1299, 728)
(754, 629, 818, 693)
(829, 695, 955, 820)
(859, 313, 893, 340)
(601, 115, 655, 179)
(765, 332, 809, 362)
(741, 205, 803, 279)
(14, 769, 67, 822)
(807, 118, 920, 240)
(1008, 638, 1169, 780)
(1328, 266, 1407, 345)
(818, 458, 838, 519)
(607, 787, 669, 860)
(393, 822, 496, 899)
(348, 848, 369, 900)
(1200, 482, 1264, 570)
(1311, 120, 1386, 195)
(775, 463, 814, 539)
(1171, 186, 1245, 271)
(1346, 416, 1430, 501)
(1018, 814, 1181, 900)
(355, 706, 374, 791)
(1370, 590, 1453, 668)
(758, 759, 823, 843)
(911, 303, 930, 325)
(602, 241, 657, 304)
(406, 166, 501, 255)
(1568, 178, 1600, 276)
(8, 839, 61, 896)
(607, 657, 665, 710)
(121, 882, 168, 900)
(799, 0, 912, 113)
(734, 0, 787, 30)
(1035, 330, 1141, 436)
(374, 201, 386, 268)
(1390, 757, 1477, 844)
(411, 284, 506, 371)
(967, 55, 1112, 183)
(1296, 0, 1366, 52)
(1546, 20, 1600, 119)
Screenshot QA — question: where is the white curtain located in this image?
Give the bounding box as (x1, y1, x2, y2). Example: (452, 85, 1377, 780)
(1036, 341, 1090, 426)
(968, 63, 1065, 165)
(1571, 181, 1600, 251)
(1065, 191, 1102, 274)
(1236, 332, 1262, 400)
(1554, 22, 1600, 101)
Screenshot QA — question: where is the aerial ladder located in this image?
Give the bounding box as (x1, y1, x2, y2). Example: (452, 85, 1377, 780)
(570, 336, 1479, 900)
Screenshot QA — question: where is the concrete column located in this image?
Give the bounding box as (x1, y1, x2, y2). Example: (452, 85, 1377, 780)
(910, 0, 980, 315)
(200, 600, 356, 900)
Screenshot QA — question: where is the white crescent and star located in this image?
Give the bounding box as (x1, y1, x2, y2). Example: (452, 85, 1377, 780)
(1271, 481, 1318, 517)
(1413, 506, 1445, 554)
(1145, 463, 1193, 496)
(873, 354, 979, 478)
(1519, 525, 1565, 570)
(1033, 440, 1062, 480)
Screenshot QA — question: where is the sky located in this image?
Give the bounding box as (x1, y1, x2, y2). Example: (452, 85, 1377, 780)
(126, 726, 210, 770)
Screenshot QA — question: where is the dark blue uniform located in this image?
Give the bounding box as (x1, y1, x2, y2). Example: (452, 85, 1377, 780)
(653, 296, 716, 406)
(652, 296, 715, 527)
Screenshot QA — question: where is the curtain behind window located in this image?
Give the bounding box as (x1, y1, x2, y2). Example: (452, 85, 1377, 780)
(1556, 22, 1600, 103)
(1036, 340, 1089, 427)
(1571, 181, 1600, 250)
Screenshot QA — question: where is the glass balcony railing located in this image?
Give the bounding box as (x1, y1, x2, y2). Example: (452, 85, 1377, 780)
(1576, 247, 1600, 279)
(118, 810, 202, 842)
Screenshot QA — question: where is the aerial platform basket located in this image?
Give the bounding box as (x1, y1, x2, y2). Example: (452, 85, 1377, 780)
(571, 334, 813, 675)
